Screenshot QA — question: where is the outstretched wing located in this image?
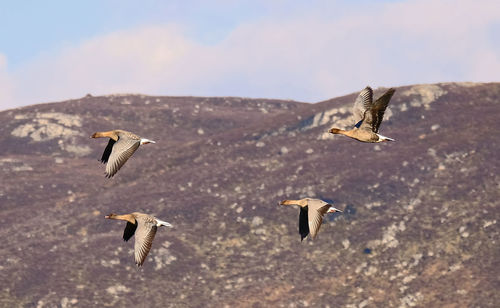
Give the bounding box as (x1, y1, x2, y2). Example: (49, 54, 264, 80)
(105, 136, 140, 178)
(100, 139, 116, 164)
(299, 207, 310, 242)
(352, 87, 373, 128)
(123, 221, 137, 242)
(370, 88, 395, 133)
(307, 200, 331, 239)
(134, 219, 158, 266)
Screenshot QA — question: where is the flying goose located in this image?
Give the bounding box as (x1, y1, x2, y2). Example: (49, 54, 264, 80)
(105, 212, 172, 266)
(91, 129, 155, 178)
(329, 86, 396, 142)
(279, 198, 342, 241)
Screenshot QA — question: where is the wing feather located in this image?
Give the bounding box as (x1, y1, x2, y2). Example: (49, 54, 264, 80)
(299, 207, 310, 241)
(307, 202, 331, 239)
(352, 86, 373, 126)
(123, 221, 137, 242)
(100, 139, 115, 164)
(370, 88, 395, 132)
(134, 219, 157, 267)
(105, 137, 140, 178)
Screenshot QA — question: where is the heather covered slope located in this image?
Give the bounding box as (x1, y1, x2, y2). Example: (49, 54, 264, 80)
(0, 83, 499, 307)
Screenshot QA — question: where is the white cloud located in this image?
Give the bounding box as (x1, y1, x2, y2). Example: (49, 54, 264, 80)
(0, 54, 16, 111)
(2, 0, 500, 110)
(11, 25, 199, 105)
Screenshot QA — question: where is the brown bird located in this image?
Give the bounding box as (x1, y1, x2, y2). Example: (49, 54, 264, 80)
(91, 129, 155, 178)
(279, 198, 342, 241)
(329, 86, 395, 142)
(105, 212, 173, 266)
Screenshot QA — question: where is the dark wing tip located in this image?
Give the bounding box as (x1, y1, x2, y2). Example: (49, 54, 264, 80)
(135, 261, 144, 267)
(100, 139, 116, 164)
(379, 88, 396, 102)
(135, 253, 147, 267)
(123, 221, 137, 242)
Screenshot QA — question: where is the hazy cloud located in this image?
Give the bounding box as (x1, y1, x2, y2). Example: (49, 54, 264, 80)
(1, 0, 499, 110)
(0, 54, 15, 110)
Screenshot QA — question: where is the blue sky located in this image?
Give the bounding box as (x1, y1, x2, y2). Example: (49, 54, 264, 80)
(1, 1, 261, 66)
(1, 0, 499, 110)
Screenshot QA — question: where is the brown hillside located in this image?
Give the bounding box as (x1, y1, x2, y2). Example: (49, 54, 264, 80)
(0, 82, 499, 307)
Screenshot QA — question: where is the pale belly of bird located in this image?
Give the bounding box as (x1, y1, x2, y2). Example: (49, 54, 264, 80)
(351, 129, 380, 143)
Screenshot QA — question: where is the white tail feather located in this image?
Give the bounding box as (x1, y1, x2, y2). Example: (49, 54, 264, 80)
(140, 138, 156, 145)
(327, 206, 342, 213)
(376, 134, 395, 142)
(156, 219, 173, 227)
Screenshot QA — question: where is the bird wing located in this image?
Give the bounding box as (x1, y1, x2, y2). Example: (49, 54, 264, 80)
(100, 139, 116, 164)
(307, 200, 331, 239)
(370, 88, 395, 133)
(105, 136, 140, 178)
(134, 218, 158, 266)
(123, 221, 137, 242)
(352, 87, 373, 128)
(299, 207, 310, 242)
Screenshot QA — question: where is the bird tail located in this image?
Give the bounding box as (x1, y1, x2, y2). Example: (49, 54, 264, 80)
(140, 138, 156, 145)
(156, 219, 173, 227)
(376, 134, 395, 142)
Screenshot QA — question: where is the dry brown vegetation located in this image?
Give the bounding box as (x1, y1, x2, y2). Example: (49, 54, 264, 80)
(0, 83, 499, 307)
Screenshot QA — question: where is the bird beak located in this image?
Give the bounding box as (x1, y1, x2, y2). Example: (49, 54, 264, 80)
(104, 215, 110, 219)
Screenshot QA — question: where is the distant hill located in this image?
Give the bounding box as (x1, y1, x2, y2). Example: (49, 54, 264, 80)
(0, 82, 499, 307)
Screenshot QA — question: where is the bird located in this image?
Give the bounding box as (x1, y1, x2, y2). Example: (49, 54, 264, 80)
(90, 129, 155, 178)
(105, 212, 173, 266)
(279, 198, 342, 241)
(329, 86, 396, 142)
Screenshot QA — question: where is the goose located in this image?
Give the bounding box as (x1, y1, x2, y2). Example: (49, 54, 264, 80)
(329, 86, 396, 142)
(90, 130, 155, 178)
(105, 212, 173, 266)
(279, 198, 342, 241)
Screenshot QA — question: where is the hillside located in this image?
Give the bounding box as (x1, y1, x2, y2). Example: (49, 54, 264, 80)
(0, 82, 499, 307)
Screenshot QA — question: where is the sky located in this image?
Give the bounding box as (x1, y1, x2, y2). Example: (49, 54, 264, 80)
(1, 0, 499, 110)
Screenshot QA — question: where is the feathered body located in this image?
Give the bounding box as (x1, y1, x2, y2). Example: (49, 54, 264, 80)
(280, 198, 342, 241)
(91, 129, 155, 178)
(105, 212, 172, 266)
(329, 87, 395, 143)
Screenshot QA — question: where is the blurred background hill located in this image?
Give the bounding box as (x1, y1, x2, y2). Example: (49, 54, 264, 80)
(0, 82, 499, 307)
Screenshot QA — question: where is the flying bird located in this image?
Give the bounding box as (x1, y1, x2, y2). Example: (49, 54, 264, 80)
(105, 212, 173, 266)
(329, 86, 395, 142)
(279, 198, 342, 241)
(91, 129, 155, 178)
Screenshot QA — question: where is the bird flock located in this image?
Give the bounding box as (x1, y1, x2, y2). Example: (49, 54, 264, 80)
(92, 86, 395, 266)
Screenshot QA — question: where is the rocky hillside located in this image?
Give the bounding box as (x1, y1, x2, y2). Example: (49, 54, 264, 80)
(0, 83, 499, 307)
